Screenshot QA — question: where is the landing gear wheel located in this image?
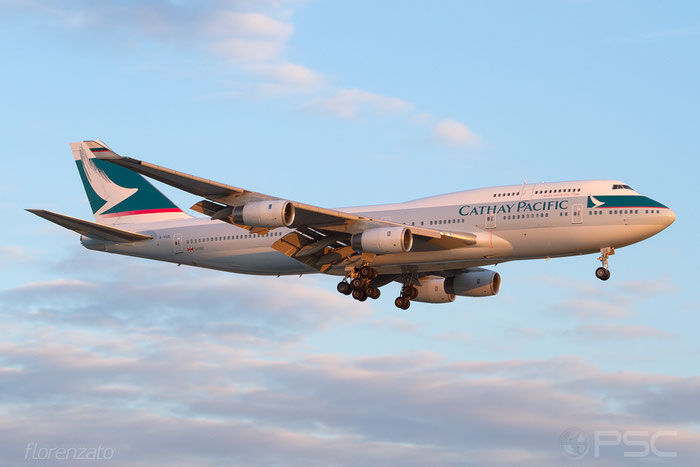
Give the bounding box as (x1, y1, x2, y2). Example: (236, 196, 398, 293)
(595, 267, 611, 281)
(359, 265, 372, 278)
(596, 247, 614, 282)
(351, 277, 365, 291)
(395, 297, 407, 309)
(337, 281, 351, 295)
(352, 290, 367, 301)
(365, 286, 380, 299)
(402, 285, 418, 299)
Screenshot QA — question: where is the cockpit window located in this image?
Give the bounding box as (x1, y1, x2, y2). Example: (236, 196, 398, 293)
(612, 184, 633, 190)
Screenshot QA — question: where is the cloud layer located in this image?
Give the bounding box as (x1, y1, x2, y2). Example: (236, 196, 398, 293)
(0, 252, 698, 465)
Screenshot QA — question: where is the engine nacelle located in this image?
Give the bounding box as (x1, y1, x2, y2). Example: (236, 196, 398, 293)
(412, 276, 456, 303)
(350, 226, 413, 254)
(232, 200, 295, 227)
(444, 269, 501, 297)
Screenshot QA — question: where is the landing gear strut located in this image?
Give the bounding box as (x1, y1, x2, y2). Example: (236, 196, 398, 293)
(337, 264, 380, 301)
(394, 276, 418, 310)
(595, 247, 614, 281)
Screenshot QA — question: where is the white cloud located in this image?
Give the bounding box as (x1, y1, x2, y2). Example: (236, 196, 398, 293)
(252, 63, 323, 86)
(205, 11, 294, 40)
(209, 38, 285, 63)
(371, 318, 419, 334)
(205, 11, 295, 64)
(433, 119, 480, 147)
(306, 88, 413, 118)
(249, 63, 324, 95)
(569, 324, 674, 340)
(0, 244, 32, 267)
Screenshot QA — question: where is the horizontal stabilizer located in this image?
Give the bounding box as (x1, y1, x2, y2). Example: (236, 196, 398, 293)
(26, 209, 153, 243)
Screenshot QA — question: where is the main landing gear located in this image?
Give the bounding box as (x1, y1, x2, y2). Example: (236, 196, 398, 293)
(595, 247, 614, 281)
(337, 264, 381, 302)
(394, 275, 418, 310)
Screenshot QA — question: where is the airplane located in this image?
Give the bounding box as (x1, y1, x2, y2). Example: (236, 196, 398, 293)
(28, 140, 676, 309)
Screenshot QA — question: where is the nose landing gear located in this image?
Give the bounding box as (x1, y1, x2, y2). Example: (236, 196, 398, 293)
(595, 247, 614, 281)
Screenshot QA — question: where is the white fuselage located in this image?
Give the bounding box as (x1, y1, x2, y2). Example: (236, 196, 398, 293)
(81, 180, 675, 276)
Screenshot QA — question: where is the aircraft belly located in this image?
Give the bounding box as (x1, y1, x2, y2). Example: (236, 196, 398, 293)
(501, 224, 665, 258)
(202, 249, 315, 275)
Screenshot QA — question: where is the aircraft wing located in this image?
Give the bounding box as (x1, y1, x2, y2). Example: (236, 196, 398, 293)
(91, 141, 479, 270)
(26, 209, 153, 243)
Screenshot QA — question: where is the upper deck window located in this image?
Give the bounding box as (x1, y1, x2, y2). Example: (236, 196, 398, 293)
(612, 184, 634, 190)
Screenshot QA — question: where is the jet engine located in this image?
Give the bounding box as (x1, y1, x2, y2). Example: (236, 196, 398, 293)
(444, 269, 501, 297)
(351, 226, 413, 254)
(412, 276, 456, 303)
(232, 200, 295, 227)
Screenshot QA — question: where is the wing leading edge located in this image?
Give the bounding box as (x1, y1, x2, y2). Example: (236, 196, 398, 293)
(89, 140, 482, 270)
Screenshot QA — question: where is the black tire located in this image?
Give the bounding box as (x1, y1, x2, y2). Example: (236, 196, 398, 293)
(409, 286, 418, 299)
(366, 286, 381, 299)
(352, 290, 366, 300)
(351, 277, 365, 291)
(401, 300, 411, 310)
(358, 294, 368, 302)
(595, 267, 608, 281)
(337, 281, 350, 294)
(394, 297, 406, 309)
(359, 265, 371, 278)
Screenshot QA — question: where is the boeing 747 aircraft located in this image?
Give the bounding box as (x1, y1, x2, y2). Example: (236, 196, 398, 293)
(28, 141, 675, 309)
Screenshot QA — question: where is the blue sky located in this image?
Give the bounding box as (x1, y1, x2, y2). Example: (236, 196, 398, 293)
(1, 1, 699, 465)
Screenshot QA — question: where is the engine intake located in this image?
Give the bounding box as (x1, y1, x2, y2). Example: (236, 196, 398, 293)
(444, 269, 501, 297)
(232, 200, 295, 227)
(351, 226, 413, 254)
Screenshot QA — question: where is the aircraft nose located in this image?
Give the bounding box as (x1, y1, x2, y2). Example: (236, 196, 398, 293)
(665, 208, 676, 226)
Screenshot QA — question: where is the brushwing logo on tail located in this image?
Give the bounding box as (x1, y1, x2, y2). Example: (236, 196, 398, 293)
(79, 145, 137, 216)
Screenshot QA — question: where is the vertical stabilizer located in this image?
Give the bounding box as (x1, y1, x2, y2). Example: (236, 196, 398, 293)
(71, 140, 190, 225)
